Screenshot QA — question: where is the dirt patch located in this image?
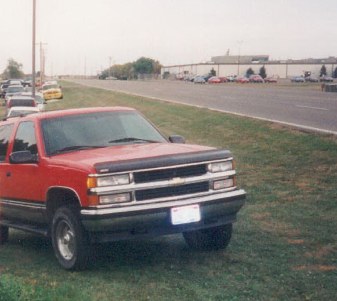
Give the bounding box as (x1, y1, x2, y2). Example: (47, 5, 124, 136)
(287, 239, 305, 245)
(292, 265, 337, 272)
(305, 246, 337, 259)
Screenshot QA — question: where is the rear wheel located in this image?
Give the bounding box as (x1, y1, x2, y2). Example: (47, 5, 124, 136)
(183, 224, 232, 250)
(0, 225, 9, 244)
(51, 207, 90, 270)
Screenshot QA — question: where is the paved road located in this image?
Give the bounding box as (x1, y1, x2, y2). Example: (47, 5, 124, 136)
(70, 79, 337, 135)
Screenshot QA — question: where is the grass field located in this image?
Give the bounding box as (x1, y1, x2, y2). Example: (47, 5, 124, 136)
(0, 81, 336, 301)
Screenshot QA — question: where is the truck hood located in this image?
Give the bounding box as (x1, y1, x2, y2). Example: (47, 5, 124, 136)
(47, 143, 231, 173)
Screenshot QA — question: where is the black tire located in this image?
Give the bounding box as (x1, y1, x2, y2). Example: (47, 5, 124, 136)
(51, 207, 90, 270)
(0, 225, 9, 244)
(183, 224, 233, 251)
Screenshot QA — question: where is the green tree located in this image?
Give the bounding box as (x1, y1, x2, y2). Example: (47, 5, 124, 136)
(246, 68, 254, 77)
(320, 64, 327, 77)
(210, 68, 216, 76)
(2, 58, 24, 79)
(100, 57, 161, 80)
(259, 66, 267, 79)
(133, 57, 161, 75)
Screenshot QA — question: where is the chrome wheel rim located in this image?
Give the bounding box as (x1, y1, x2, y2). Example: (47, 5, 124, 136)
(56, 220, 75, 260)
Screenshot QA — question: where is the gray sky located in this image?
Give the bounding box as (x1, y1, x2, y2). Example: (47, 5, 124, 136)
(1, 0, 337, 76)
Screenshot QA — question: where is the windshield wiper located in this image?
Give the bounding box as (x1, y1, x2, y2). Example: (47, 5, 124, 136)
(50, 145, 105, 155)
(108, 137, 158, 144)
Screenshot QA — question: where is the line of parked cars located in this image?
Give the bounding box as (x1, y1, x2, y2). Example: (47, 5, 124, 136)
(0, 79, 63, 118)
(183, 74, 278, 84)
(290, 75, 334, 83)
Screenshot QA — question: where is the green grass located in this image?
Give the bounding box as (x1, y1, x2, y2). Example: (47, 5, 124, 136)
(1, 81, 336, 300)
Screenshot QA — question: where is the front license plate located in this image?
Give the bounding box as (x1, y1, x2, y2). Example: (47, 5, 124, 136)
(171, 204, 201, 225)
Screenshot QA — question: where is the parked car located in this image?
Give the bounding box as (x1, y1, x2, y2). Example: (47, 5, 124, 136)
(22, 79, 32, 87)
(3, 79, 23, 86)
(6, 95, 37, 114)
(320, 76, 334, 83)
(219, 77, 228, 83)
(4, 85, 25, 102)
(0, 83, 10, 98)
(264, 77, 278, 83)
(291, 76, 305, 83)
(249, 75, 264, 83)
(193, 76, 206, 84)
(202, 75, 212, 82)
(227, 76, 237, 82)
(21, 92, 46, 111)
(0, 107, 246, 270)
(7, 106, 40, 118)
(305, 76, 319, 82)
(236, 77, 250, 83)
(41, 83, 63, 100)
(208, 76, 221, 84)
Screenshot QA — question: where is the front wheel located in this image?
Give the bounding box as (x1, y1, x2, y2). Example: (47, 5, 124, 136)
(183, 224, 232, 250)
(51, 207, 90, 270)
(0, 225, 9, 244)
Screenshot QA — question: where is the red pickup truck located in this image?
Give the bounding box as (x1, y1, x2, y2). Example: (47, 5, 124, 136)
(0, 107, 246, 270)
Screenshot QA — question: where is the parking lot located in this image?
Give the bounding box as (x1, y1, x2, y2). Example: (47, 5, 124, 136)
(70, 79, 337, 135)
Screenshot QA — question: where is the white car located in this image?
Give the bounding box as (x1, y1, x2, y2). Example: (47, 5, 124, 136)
(7, 106, 40, 118)
(4, 85, 25, 102)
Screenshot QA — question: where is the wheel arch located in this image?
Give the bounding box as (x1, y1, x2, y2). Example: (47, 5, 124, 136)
(46, 186, 82, 222)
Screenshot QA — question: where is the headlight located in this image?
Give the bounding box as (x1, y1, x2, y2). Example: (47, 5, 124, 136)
(87, 173, 131, 188)
(208, 161, 233, 173)
(100, 193, 132, 204)
(97, 174, 131, 187)
(212, 178, 235, 190)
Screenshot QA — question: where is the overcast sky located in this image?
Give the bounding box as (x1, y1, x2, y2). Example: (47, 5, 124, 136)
(1, 0, 337, 76)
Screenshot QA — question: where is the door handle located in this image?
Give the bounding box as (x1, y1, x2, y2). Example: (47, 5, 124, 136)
(6, 171, 11, 177)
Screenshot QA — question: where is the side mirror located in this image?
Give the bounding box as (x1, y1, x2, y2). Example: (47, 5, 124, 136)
(10, 151, 38, 164)
(169, 135, 185, 144)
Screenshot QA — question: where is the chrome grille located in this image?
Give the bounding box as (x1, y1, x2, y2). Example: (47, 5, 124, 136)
(134, 164, 207, 183)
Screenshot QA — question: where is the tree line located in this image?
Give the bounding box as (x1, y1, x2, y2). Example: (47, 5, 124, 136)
(1, 57, 162, 80)
(1, 59, 25, 79)
(99, 57, 162, 80)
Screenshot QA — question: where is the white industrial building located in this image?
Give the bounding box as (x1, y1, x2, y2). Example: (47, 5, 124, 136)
(161, 55, 337, 79)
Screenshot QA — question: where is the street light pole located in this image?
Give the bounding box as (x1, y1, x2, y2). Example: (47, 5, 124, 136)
(109, 56, 112, 78)
(32, 0, 36, 97)
(237, 40, 243, 76)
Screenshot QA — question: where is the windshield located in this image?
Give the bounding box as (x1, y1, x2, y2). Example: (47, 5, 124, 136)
(7, 86, 24, 93)
(41, 111, 167, 155)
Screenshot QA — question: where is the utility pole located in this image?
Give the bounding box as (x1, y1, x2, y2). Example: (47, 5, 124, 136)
(32, 0, 36, 97)
(39, 42, 48, 84)
(237, 40, 243, 76)
(109, 56, 112, 78)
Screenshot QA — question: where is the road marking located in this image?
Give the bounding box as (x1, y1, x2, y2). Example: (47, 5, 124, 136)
(295, 105, 328, 111)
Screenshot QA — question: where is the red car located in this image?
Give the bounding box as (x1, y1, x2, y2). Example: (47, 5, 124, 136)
(265, 77, 278, 83)
(249, 75, 264, 83)
(219, 77, 228, 83)
(0, 107, 246, 270)
(208, 76, 221, 84)
(236, 77, 249, 83)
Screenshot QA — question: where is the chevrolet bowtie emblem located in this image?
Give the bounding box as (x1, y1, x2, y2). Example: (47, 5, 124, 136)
(169, 177, 185, 186)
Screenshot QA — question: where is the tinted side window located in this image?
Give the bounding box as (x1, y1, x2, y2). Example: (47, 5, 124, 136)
(13, 122, 38, 155)
(0, 124, 14, 162)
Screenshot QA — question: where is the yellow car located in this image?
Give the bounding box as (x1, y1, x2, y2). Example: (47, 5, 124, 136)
(41, 83, 63, 100)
